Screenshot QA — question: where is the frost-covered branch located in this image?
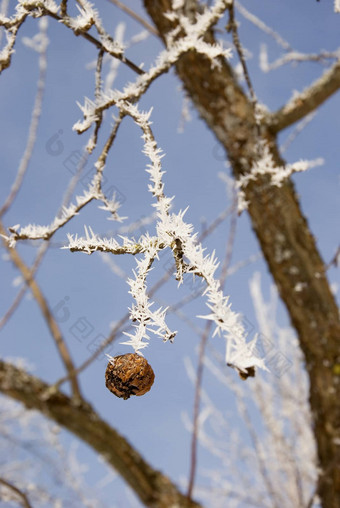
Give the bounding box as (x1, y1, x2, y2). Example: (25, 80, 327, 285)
(268, 57, 340, 133)
(123, 103, 266, 367)
(260, 45, 340, 73)
(0, 0, 143, 76)
(4, 111, 126, 246)
(73, 0, 232, 134)
(0, 12, 27, 72)
(4, 187, 95, 246)
(122, 248, 177, 351)
(235, 141, 324, 212)
(65, 226, 162, 256)
(5, 184, 124, 246)
(65, 101, 267, 371)
(46, 2, 144, 75)
(53, 206, 234, 390)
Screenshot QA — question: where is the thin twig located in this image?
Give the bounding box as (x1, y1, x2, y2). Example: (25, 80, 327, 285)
(8, 115, 125, 244)
(0, 152, 88, 332)
(187, 320, 210, 500)
(0, 220, 82, 400)
(0, 243, 53, 331)
(90, 48, 105, 152)
(0, 283, 28, 331)
(170, 252, 260, 314)
(220, 189, 238, 281)
(280, 112, 316, 153)
(235, 1, 292, 52)
(227, 1, 261, 142)
(95, 48, 104, 101)
(44, 9, 145, 76)
(228, 1, 257, 105)
(0, 19, 48, 217)
(0, 19, 84, 334)
(325, 244, 340, 271)
(261, 48, 339, 73)
(52, 310, 131, 391)
(94, 111, 126, 183)
(208, 348, 282, 507)
(187, 191, 238, 500)
(0, 477, 32, 508)
(106, 0, 159, 36)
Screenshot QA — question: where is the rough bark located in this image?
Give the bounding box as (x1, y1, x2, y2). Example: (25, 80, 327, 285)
(143, 2, 340, 507)
(0, 360, 201, 508)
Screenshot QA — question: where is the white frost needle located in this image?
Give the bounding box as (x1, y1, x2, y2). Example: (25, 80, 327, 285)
(4, 0, 266, 371)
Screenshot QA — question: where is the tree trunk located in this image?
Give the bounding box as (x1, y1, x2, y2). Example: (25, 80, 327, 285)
(143, 2, 340, 507)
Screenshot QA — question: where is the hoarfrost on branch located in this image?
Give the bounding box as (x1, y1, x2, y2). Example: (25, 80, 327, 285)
(2, 0, 270, 373)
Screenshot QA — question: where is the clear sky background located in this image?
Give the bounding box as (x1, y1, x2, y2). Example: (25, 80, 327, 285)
(1, 1, 339, 506)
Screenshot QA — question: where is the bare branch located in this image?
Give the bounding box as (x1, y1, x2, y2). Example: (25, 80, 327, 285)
(0, 477, 32, 508)
(260, 47, 340, 73)
(0, 146, 87, 332)
(73, 3, 231, 135)
(187, 191, 238, 499)
(44, 8, 145, 76)
(0, 360, 202, 508)
(228, 1, 257, 106)
(279, 112, 316, 153)
(268, 58, 340, 133)
(6, 190, 95, 243)
(107, 0, 159, 36)
(0, 18, 48, 217)
(187, 321, 210, 501)
(325, 244, 340, 270)
(0, 221, 82, 401)
(235, 1, 292, 51)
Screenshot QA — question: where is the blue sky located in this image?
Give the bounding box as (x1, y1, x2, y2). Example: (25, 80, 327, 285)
(1, 1, 339, 506)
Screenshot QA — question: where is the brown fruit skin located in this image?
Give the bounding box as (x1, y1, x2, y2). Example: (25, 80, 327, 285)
(105, 353, 155, 400)
(238, 366, 256, 380)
